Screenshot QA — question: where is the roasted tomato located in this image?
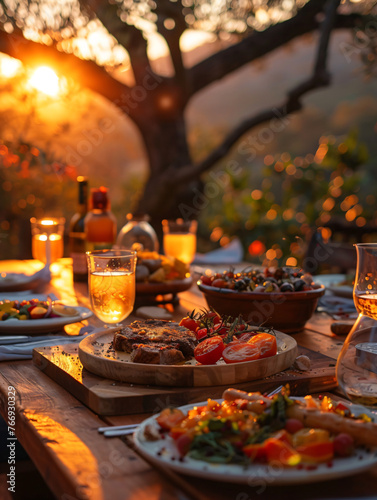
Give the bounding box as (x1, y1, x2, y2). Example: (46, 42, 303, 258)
(194, 336, 224, 365)
(222, 342, 260, 364)
(247, 333, 277, 359)
(211, 279, 228, 288)
(179, 316, 200, 332)
(156, 408, 185, 430)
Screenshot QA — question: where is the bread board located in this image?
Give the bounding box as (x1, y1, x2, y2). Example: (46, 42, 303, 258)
(32, 343, 338, 416)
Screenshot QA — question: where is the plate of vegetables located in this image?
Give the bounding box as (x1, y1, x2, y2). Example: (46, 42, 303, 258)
(0, 297, 93, 333)
(134, 387, 377, 484)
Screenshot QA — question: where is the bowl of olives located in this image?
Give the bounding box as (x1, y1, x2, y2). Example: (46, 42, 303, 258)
(197, 267, 325, 333)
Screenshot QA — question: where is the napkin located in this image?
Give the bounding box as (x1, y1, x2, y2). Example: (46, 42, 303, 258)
(0, 327, 107, 362)
(0, 263, 51, 292)
(0, 334, 86, 362)
(194, 238, 244, 264)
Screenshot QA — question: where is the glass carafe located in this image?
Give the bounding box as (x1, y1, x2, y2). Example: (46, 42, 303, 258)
(116, 214, 159, 252)
(336, 243, 377, 408)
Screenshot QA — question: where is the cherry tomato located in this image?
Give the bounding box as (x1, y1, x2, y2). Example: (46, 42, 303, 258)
(175, 433, 193, 456)
(212, 279, 228, 288)
(333, 433, 354, 457)
(285, 419, 304, 435)
(194, 336, 224, 365)
(247, 333, 277, 359)
(156, 408, 185, 430)
(222, 342, 260, 364)
(200, 275, 213, 286)
(179, 316, 200, 332)
(202, 311, 222, 325)
(195, 328, 209, 341)
(212, 325, 229, 336)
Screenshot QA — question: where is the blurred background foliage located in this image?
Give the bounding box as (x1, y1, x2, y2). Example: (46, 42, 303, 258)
(198, 130, 377, 267)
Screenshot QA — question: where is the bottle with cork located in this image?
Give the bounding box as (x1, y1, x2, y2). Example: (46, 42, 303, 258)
(84, 186, 117, 251)
(69, 176, 89, 282)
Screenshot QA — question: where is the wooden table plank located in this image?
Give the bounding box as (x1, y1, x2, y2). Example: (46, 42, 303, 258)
(0, 361, 179, 500)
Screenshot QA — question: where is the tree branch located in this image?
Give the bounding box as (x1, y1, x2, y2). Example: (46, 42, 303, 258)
(0, 28, 129, 102)
(187, 0, 328, 98)
(79, 0, 156, 86)
(155, 0, 187, 88)
(172, 0, 342, 184)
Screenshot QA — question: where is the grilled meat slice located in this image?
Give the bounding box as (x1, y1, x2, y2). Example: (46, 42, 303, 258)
(113, 319, 196, 359)
(130, 343, 185, 365)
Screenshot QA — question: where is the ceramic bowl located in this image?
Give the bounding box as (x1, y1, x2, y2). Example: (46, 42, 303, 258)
(197, 282, 325, 333)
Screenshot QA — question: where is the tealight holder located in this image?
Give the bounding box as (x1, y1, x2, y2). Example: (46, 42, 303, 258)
(30, 217, 65, 265)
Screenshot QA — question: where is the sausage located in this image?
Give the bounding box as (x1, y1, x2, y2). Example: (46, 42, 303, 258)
(223, 388, 377, 447)
(222, 388, 272, 407)
(287, 404, 377, 446)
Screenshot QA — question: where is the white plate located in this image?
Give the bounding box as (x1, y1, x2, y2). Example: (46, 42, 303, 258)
(0, 307, 93, 334)
(313, 274, 353, 298)
(0, 272, 45, 292)
(134, 401, 377, 485)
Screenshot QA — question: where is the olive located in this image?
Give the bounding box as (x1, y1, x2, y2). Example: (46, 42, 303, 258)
(264, 282, 279, 293)
(293, 279, 306, 291)
(234, 280, 247, 291)
(263, 277, 278, 284)
(2, 313, 9, 321)
(280, 282, 294, 292)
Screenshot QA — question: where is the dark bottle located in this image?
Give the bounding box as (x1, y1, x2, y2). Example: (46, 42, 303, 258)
(69, 176, 89, 282)
(84, 187, 117, 251)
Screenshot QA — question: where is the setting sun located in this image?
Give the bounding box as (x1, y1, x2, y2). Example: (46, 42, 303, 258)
(29, 66, 60, 97)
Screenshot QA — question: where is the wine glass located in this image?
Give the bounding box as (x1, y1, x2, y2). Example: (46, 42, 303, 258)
(162, 219, 197, 265)
(86, 249, 137, 328)
(336, 243, 377, 408)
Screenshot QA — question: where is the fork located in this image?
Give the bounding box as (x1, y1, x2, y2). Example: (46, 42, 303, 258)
(98, 385, 284, 437)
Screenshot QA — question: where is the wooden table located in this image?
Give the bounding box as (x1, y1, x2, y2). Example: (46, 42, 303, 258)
(0, 259, 376, 500)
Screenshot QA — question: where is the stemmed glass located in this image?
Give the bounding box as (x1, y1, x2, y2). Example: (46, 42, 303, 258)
(336, 243, 377, 408)
(86, 250, 137, 328)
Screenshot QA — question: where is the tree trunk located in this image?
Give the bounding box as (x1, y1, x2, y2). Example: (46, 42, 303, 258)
(134, 111, 201, 236)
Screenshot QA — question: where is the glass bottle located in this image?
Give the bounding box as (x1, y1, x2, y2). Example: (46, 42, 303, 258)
(69, 176, 89, 282)
(116, 214, 159, 252)
(84, 187, 117, 251)
(336, 243, 377, 408)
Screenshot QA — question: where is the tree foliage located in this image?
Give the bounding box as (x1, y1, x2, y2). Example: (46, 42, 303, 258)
(0, 0, 376, 226)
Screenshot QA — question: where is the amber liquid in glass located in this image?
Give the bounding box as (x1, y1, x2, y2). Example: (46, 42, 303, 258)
(89, 271, 135, 324)
(32, 234, 63, 263)
(163, 233, 196, 265)
(354, 292, 377, 320)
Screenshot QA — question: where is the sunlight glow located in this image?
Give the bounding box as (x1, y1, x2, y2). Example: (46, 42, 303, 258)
(29, 66, 60, 97)
(0, 56, 22, 78)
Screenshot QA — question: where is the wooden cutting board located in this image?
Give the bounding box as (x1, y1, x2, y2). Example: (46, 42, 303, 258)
(78, 330, 297, 387)
(33, 343, 337, 416)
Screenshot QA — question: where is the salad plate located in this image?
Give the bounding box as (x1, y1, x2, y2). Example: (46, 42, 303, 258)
(134, 400, 377, 485)
(0, 306, 93, 334)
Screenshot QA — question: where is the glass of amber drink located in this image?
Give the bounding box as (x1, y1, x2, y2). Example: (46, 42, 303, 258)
(86, 249, 137, 327)
(162, 219, 197, 265)
(336, 243, 377, 408)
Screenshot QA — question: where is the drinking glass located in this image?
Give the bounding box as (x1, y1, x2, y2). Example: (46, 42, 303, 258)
(162, 219, 197, 265)
(30, 217, 65, 265)
(86, 249, 137, 327)
(336, 243, 377, 408)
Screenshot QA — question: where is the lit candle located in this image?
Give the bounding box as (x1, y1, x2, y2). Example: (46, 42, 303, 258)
(30, 217, 65, 265)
